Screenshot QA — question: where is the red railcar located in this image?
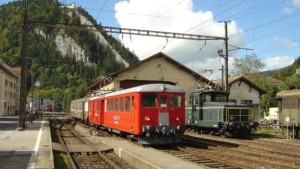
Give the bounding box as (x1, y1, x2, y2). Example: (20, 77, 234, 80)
(72, 84, 186, 145)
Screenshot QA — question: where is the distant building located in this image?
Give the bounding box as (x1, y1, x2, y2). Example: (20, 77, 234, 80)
(11, 67, 21, 114)
(0, 61, 18, 116)
(26, 97, 55, 112)
(61, 3, 76, 9)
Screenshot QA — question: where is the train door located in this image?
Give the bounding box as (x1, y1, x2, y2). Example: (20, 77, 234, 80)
(95, 100, 101, 125)
(89, 100, 94, 123)
(100, 99, 104, 125)
(188, 93, 199, 126)
(159, 94, 169, 126)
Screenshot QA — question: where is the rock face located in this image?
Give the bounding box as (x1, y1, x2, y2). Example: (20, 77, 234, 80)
(55, 34, 90, 63)
(36, 9, 130, 67)
(76, 11, 129, 67)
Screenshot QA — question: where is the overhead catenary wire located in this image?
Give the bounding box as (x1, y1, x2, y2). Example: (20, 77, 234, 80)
(95, 0, 109, 21)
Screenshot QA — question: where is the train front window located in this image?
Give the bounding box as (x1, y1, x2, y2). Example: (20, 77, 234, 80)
(227, 109, 240, 121)
(142, 94, 157, 107)
(160, 95, 167, 107)
(170, 94, 182, 108)
(241, 109, 251, 122)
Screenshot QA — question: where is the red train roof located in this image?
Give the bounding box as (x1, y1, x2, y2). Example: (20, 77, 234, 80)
(105, 84, 184, 97)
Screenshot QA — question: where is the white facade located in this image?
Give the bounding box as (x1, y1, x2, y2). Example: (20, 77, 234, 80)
(228, 78, 263, 122)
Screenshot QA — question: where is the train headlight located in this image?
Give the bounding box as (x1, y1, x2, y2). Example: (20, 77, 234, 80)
(176, 117, 180, 121)
(145, 116, 151, 122)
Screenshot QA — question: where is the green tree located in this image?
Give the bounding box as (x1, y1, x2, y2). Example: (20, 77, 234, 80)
(260, 82, 278, 115)
(283, 75, 300, 90)
(233, 53, 265, 76)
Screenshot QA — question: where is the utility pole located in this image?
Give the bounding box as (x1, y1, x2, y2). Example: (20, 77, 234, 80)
(224, 21, 229, 93)
(19, 0, 29, 129)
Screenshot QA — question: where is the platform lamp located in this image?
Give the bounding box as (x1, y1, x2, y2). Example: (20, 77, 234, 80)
(35, 81, 40, 113)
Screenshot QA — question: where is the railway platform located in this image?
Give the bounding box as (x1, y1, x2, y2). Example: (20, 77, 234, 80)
(0, 115, 54, 169)
(100, 137, 204, 169)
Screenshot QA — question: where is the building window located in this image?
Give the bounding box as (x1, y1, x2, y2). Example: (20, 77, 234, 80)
(241, 100, 253, 104)
(5, 79, 8, 86)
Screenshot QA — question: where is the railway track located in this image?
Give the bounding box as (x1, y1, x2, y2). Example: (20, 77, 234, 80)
(50, 119, 135, 169)
(180, 133, 300, 169)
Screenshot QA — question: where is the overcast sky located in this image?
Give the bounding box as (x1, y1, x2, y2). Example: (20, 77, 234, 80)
(1, 0, 300, 80)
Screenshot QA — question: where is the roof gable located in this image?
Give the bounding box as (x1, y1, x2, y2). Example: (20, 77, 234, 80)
(89, 52, 214, 90)
(229, 76, 266, 94)
(110, 52, 211, 83)
(0, 60, 18, 78)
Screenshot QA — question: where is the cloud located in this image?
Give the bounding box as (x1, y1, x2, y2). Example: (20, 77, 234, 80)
(114, 0, 244, 80)
(273, 36, 298, 48)
(263, 56, 295, 70)
(281, 7, 294, 14)
(292, 0, 300, 7)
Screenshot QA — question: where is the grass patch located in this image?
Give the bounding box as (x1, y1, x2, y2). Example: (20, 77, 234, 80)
(54, 152, 70, 169)
(253, 127, 287, 139)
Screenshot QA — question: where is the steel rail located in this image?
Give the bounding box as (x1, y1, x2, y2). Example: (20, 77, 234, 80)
(52, 120, 78, 169)
(67, 122, 122, 169)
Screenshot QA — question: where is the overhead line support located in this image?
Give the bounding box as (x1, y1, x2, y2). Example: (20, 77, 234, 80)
(28, 20, 226, 41)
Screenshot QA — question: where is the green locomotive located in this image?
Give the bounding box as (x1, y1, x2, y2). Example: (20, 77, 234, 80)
(185, 89, 258, 137)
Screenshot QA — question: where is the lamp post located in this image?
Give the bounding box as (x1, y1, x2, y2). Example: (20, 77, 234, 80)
(35, 81, 40, 115)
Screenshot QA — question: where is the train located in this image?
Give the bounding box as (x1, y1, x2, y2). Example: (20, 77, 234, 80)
(185, 88, 259, 137)
(70, 84, 186, 145)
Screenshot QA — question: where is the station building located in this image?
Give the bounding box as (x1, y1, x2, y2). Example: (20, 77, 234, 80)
(0, 61, 18, 116)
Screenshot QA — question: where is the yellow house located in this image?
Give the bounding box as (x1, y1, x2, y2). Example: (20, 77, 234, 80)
(0, 61, 18, 116)
(89, 52, 215, 95)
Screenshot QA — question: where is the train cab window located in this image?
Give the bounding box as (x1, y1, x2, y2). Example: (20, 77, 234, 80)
(142, 94, 157, 107)
(160, 95, 167, 107)
(170, 94, 182, 108)
(125, 96, 130, 112)
(120, 97, 124, 111)
(201, 94, 211, 102)
(115, 98, 119, 112)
